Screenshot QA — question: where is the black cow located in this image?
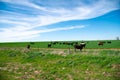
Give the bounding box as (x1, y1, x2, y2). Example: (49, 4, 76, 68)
(74, 42, 86, 51)
(48, 44, 52, 48)
(30, 42, 35, 45)
(107, 41, 111, 44)
(27, 44, 31, 49)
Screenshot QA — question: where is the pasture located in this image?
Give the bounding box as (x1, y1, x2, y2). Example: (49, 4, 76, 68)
(0, 40, 120, 49)
(0, 40, 120, 80)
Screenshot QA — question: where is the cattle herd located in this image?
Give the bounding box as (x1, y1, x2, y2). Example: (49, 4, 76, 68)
(47, 41, 112, 51)
(27, 41, 112, 51)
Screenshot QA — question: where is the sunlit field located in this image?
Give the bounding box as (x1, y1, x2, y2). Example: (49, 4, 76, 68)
(0, 40, 120, 80)
(0, 40, 120, 49)
(1, 0, 120, 79)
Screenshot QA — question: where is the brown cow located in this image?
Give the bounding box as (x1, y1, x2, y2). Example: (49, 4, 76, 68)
(98, 42, 104, 46)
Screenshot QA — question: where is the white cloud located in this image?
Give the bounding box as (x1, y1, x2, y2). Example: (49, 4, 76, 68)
(39, 25, 85, 33)
(0, 0, 120, 42)
(0, 20, 29, 26)
(0, 25, 85, 42)
(0, 0, 47, 11)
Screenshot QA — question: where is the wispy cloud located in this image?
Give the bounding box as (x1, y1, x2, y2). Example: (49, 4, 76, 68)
(0, 0, 120, 42)
(0, 25, 85, 42)
(0, 0, 47, 11)
(39, 25, 85, 33)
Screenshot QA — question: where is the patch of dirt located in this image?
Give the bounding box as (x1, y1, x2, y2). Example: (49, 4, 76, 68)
(51, 50, 67, 56)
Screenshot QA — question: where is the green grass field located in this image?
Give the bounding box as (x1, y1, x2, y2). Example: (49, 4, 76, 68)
(0, 40, 120, 80)
(0, 40, 120, 49)
(0, 49, 120, 80)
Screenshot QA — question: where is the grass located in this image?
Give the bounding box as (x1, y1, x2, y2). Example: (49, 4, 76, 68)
(0, 40, 120, 49)
(0, 48, 120, 80)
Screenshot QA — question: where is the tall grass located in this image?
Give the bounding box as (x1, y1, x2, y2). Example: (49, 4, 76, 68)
(0, 49, 120, 80)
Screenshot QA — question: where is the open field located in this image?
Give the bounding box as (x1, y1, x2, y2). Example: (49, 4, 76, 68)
(0, 40, 120, 80)
(0, 48, 120, 80)
(0, 40, 120, 49)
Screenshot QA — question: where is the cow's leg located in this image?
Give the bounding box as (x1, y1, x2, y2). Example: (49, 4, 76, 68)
(80, 48, 82, 52)
(80, 49, 81, 51)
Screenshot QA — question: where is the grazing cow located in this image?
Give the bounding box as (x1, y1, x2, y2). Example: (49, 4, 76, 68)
(59, 42, 62, 45)
(27, 44, 31, 49)
(74, 42, 86, 51)
(66, 42, 74, 45)
(107, 41, 111, 44)
(62, 42, 65, 44)
(51, 42, 58, 45)
(98, 42, 104, 46)
(30, 42, 35, 45)
(48, 44, 52, 48)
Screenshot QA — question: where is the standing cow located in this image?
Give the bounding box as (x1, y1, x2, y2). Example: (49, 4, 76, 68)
(74, 42, 86, 51)
(27, 44, 31, 49)
(48, 43, 52, 48)
(107, 41, 111, 44)
(98, 42, 104, 46)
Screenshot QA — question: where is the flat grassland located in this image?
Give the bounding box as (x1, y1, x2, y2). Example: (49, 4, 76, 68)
(0, 40, 120, 49)
(0, 40, 120, 80)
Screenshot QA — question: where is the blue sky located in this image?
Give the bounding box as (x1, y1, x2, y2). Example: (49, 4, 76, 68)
(0, 0, 120, 42)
